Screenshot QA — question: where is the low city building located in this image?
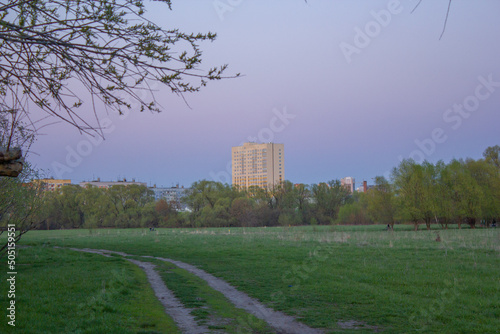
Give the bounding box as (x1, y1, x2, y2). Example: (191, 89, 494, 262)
(79, 178, 146, 189)
(341, 177, 355, 193)
(38, 178, 72, 191)
(150, 185, 189, 210)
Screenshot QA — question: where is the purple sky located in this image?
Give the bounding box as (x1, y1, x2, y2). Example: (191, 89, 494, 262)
(29, 0, 500, 188)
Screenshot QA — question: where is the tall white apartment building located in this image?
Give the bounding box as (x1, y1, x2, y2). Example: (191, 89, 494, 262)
(232, 142, 284, 189)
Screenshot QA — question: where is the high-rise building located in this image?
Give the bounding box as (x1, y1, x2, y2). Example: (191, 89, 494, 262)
(341, 176, 355, 194)
(232, 142, 284, 189)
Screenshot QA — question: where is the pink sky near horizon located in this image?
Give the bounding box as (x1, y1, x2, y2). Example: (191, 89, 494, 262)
(29, 0, 500, 188)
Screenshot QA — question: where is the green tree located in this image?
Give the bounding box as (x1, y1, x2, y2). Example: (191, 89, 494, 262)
(230, 197, 256, 227)
(483, 145, 500, 170)
(275, 180, 295, 210)
(465, 158, 500, 227)
(106, 185, 153, 228)
(41, 184, 83, 229)
(155, 199, 178, 227)
(292, 183, 311, 212)
(141, 201, 159, 228)
(440, 160, 483, 229)
(420, 161, 442, 230)
(58, 185, 86, 228)
(337, 192, 371, 225)
(185, 180, 226, 210)
(0, 162, 43, 256)
(269, 181, 302, 225)
(366, 176, 396, 229)
(433, 161, 454, 229)
(310, 180, 350, 224)
(291, 183, 312, 224)
(183, 180, 237, 227)
(42, 183, 156, 229)
(275, 181, 311, 223)
(392, 160, 443, 230)
(392, 160, 425, 231)
(79, 185, 114, 228)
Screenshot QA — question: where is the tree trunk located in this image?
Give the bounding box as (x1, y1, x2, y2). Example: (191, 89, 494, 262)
(425, 218, 431, 230)
(467, 217, 476, 229)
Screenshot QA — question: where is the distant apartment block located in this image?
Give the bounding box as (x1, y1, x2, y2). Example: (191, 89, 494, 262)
(341, 177, 355, 193)
(79, 178, 146, 189)
(150, 185, 189, 210)
(38, 178, 72, 191)
(232, 142, 284, 189)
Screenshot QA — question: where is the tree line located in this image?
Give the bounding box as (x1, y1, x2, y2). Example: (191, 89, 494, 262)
(339, 151, 500, 230)
(27, 179, 352, 229)
(182, 147, 499, 230)
(1, 146, 498, 234)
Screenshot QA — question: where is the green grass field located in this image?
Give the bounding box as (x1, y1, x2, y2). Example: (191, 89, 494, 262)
(1, 225, 499, 333)
(0, 245, 179, 334)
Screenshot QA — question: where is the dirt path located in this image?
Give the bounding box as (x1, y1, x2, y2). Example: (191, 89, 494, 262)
(149, 256, 323, 334)
(69, 248, 323, 334)
(69, 248, 208, 334)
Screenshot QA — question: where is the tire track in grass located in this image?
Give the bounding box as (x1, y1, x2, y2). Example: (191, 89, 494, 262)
(68, 248, 208, 334)
(71, 248, 323, 334)
(148, 256, 323, 334)
(148, 257, 274, 333)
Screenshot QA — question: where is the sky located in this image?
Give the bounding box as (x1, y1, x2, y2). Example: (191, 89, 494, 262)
(28, 0, 500, 188)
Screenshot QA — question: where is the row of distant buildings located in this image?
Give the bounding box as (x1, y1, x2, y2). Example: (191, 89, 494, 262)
(38, 178, 189, 209)
(39, 142, 369, 203)
(341, 177, 375, 194)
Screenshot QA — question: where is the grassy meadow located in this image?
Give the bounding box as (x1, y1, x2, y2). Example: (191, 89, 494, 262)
(1, 224, 499, 333)
(0, 245, 179, 334)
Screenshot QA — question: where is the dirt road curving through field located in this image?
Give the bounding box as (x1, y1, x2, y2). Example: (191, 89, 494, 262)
(67, 247, 323, 334)
(148, 255, 323, 334)
(68, 248, 208, 333)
